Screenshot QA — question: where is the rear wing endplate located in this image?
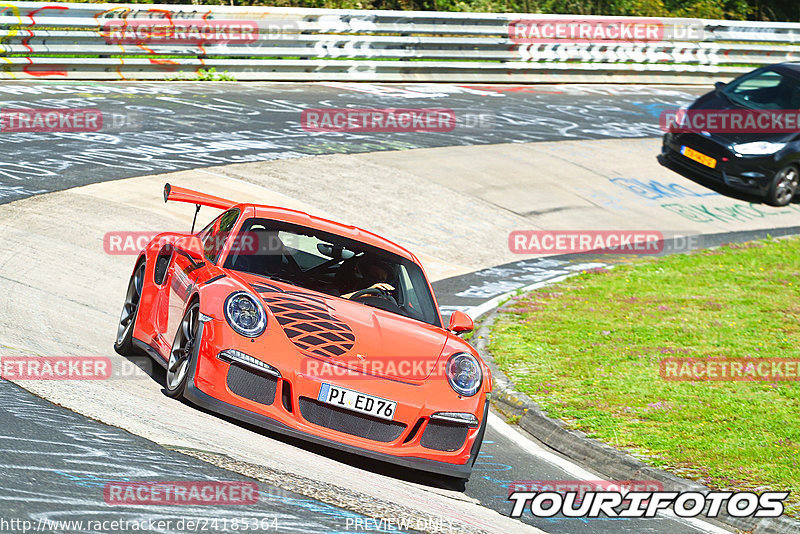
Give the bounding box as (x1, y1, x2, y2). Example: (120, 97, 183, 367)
(163, 183, 237, 210)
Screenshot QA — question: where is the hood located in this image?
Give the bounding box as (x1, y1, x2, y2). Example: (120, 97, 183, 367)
(232, 272, 449, 382)
(687, 90, 799, 145)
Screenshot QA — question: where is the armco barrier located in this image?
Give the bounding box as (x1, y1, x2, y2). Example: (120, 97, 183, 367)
(0, 2, 798, 82)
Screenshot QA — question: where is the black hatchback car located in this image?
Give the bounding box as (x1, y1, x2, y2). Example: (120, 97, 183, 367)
(659, 63, 800, 206)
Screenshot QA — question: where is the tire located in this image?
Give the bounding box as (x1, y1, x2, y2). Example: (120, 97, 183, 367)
(114, 260, 146, 356)
(165, 300, 200, 399)
(767, 165, 799, 207)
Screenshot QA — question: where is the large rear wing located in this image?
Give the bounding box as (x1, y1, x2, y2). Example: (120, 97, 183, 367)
(163, 183, 237, 210)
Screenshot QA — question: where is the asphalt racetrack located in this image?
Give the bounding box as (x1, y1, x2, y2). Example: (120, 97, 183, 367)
(0, 81, 697, 204)
(1, 81, 796, 534)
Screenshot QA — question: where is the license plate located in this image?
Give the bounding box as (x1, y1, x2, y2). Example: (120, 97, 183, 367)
(317, 383, 397, 421)
(680, 145, 717, 168)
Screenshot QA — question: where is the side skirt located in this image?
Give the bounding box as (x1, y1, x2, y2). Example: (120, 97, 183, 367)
(132, 337, 168, 369)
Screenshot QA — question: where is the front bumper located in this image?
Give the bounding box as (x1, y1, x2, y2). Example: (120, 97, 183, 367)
(184, 317, 489, 479)
(659, 133, 774, 196)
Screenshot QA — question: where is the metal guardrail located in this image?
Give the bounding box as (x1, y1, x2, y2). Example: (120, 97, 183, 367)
(0, 2, 798, 82)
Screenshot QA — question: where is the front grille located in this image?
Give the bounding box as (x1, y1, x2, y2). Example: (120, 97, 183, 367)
(226, 364, 277, 406)
(674, 133, 732, 158)
(281, 380, 293, 413)
(298, 397, 406, 442)
(420, 420, 469, 452)
(404, 417, 425, 444)
(666, 134, 731, 177)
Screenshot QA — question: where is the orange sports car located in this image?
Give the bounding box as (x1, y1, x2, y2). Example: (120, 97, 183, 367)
(114, 184, 491, 480)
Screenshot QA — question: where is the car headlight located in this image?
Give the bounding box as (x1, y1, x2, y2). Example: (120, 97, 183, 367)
(224, 292, 267, 337)
(446, 352, 482, 397)
(732, 141, 786, 156)
(666, 105, 690, 131)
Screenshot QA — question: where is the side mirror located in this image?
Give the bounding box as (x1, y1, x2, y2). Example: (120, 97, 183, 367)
(714, 81, 727, 91)
(448, 310, 473, 334)
(175, 235, 206, 266)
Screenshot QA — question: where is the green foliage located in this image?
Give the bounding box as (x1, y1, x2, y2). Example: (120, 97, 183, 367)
(196, 67, 236, 81)
(165, 67, 236, 81)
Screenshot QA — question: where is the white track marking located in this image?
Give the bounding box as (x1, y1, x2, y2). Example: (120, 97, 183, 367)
(487, 398, 732, 533)
(465, 274, 573, 320)
(468, 279, 731, 534)
(488, 412, 599, 479)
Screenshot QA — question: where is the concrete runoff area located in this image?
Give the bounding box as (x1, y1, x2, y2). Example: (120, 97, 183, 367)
(1, 136, 794, 532)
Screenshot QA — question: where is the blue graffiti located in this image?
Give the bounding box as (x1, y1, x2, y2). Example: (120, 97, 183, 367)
(610, 177, 718, 201)
(630, 101, 679, 119)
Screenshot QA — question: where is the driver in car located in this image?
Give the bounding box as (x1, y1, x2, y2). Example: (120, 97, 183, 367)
(341, 256, 395, 299)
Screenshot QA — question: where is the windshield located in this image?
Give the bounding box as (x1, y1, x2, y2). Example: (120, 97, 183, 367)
(224, 218, 441, 327)
(722, 68, 800, 110)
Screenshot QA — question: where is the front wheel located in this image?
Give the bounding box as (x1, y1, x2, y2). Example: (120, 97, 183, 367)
(767, 165, 799, 207)
(165, 301, 200, 399)
(114, 261, 146, 356)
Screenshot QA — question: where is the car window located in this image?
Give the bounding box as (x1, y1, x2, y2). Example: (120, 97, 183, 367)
(279, 231, 331, 271)
(199, 208, 240, 264)
(398, 265, 423, 314)
(723, 69, 800, 110)
(735, 71, 783, 92)
(225, 218, 441, 327)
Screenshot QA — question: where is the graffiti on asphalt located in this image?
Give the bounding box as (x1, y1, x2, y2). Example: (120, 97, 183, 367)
(0, 82, 702, 204)
(0, 380, 402, 533)
(610, 177, 718, 201)
(661, 202, 800, 224)
(454, 258, 607, 299)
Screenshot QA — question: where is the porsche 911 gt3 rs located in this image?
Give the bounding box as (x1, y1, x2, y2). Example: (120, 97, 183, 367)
(114, 184, 491, 480)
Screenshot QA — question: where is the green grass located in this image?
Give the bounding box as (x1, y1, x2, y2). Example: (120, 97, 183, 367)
(489, 236, 800, 516)
(164, 68, 237, 82)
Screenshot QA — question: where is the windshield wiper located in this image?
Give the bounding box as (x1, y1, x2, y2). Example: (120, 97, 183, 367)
(720, 90, 755, 110)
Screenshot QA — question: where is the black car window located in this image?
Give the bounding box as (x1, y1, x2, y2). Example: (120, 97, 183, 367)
(723, 69, 800, 110)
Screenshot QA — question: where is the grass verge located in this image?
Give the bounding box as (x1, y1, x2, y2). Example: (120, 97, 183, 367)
(489, 236, 800, 516)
